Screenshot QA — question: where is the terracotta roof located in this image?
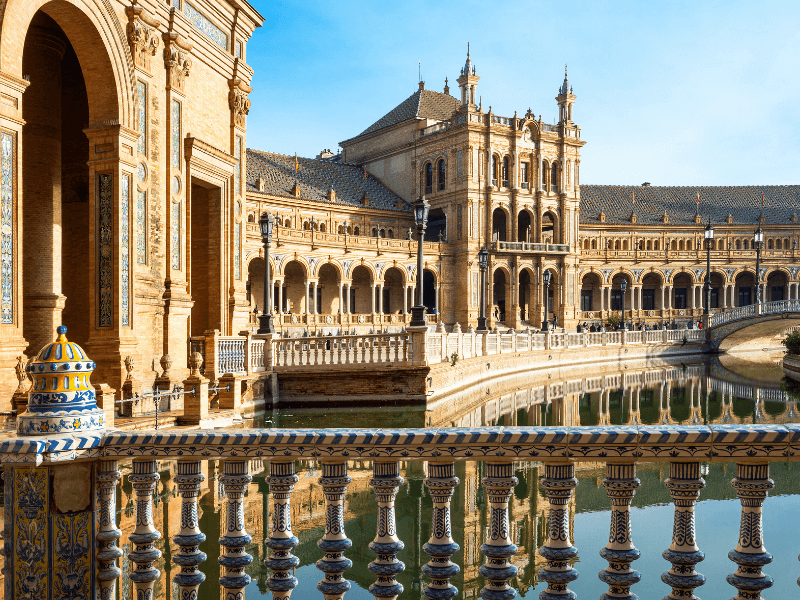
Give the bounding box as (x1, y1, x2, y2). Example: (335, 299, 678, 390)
(246, 149, 409, 212)
(354, 88, 461, 139)
(580, 185, 800, 225)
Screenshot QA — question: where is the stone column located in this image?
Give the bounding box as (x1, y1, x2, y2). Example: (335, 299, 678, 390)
(371, 283, 376, 314)
(480, 462, 518, 600)
(423, 463, 460, 600)
(538, 463, 579, 598)
(265, 461, 300, 600)
(403, 284, 408, 314)
(97, 460, 123, 599)
(338, 282, 344, 316)
(219, 460, 253, 598)
(173, 459, 207, 598)
(305, 280, 311, 314)
(379, 283, 384, 315)
(368, 462, 405, 600)
(600, 463, 641, 599)
(316, 462, 353, 600)
(128, 459, 162, 600)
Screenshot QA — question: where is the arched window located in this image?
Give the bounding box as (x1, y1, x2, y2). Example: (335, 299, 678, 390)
(653, 240, 659, 251)
(492, 156, 499, 185)
(319, 223, 326, 233)
(424, 163, 433, 194)
(284, 219, 291, 228)
(551, 161, 559, 193)
(437, 159, 446, 191)
(303, 221, 310, 230)
(388, 229, 394, 239)
(247, 213, 255, 223)
(768, 239, 774, 249)
(591, 239, 597, 250)
(380, 229, 386, 238)
(353, 226, 360, 236)
(372, 227, 378, 237)
(338, 225, 344, 234)
(622, 240, 629, 250)
(502, 156, 509, 186)
(744, 240, 749, 250)
(542, 160, 549, 189)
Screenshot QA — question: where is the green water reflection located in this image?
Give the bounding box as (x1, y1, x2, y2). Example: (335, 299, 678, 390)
(116, 355, 800, 600)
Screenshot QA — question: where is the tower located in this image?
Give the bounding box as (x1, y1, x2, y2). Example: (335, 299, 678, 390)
(556, 65, 576, 124)
(457, 44, 479, 108)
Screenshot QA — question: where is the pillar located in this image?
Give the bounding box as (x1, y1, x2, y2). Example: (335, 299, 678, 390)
(371, 283, 376, 314)
(305, 280, 311, 314)
(403, 284, 408, 314)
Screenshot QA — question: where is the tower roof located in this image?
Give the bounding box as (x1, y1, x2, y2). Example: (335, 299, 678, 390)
(559, 64, 571, 96)
(347, 88, 460, 140)
(461, 43, 476, 77)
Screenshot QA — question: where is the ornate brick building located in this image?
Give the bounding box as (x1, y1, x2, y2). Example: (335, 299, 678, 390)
(244, 49, 800, 343)
(0, 0, 263, 410)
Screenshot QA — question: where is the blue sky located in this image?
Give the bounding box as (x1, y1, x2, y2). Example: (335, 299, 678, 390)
(244, 0, 799, 186)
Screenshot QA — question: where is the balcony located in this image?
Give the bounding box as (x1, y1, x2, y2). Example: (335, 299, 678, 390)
(492, 241, 571, 254)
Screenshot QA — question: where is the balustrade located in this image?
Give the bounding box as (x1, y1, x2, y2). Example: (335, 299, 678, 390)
(5, 426, 800, 599)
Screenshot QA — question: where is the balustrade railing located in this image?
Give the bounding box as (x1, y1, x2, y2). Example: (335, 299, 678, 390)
(272, 333, 410, 367)
(218, 336, 247, 374)
(707, 299, 800, 328)
(7, 426, 800, 600)
(492, 240, 571, 254)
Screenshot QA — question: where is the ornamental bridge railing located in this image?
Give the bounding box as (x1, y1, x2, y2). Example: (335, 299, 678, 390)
(706, 299, 800, 328)
(4, 425, 800, 600)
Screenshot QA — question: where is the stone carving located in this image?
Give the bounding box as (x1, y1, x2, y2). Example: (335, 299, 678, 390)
(189, 351, 204, 377)
(126, 6, 161, 73)
(163, 32, 192, 93)
(160, 354, 172, 378)
(15, 354, 29, 392)
(229, 79, 252, 129)
(124, 355, 135, 381)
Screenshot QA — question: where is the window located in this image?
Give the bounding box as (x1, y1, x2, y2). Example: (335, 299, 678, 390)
(643, 289, 655, 310)
(738, 287, 751, 306)
(502, 157, 509, 187)
(521, 163, 529, 188)
(580, 289, 592, 311)
(425, 163, 433, 194)
(372, 227, 378, 237)
(610, 289, 622, 311)
(492, 156, 499, 185)
(710, 287, 720, 308)
(388, 229, 394, 239)
(437, 159, 446, 191)
(674, 288, 687, 309)
(772, 285, 784, 301)
(353, 226, 360, 236)
(542, 160, 549, 189)
(551, 161, 559, 193)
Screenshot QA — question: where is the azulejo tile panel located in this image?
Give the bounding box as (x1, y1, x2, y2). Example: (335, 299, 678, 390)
(121, 173, 131, 327)
(171, 99, 181, 169)
(98, 173, 113, 327)
(13, 467, 49, 599)
(136, 189, 147, 264)
(184, 2, 228, 50)
(171, 201, 181, 270)
(1, 131, 13, 325)
(50, 511, 93, 600)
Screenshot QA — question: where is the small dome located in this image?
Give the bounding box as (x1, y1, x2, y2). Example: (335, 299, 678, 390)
(18, 326, 104, 435)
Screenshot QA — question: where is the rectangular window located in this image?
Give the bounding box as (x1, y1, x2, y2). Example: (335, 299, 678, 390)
(674, 288, 687, 309)
(171, 202, 181, 270)
(580, 289, 592, 312)
(184, 2, 228, 50)
(235, 135, 243, 197)
(171, 99, 181, 169)
(610, 289, 622, 311)
(98, 173, 113, 326)
(738, 287, 752, 306)
(710, 287, 720, 308)
(136, 81, 147, 156)
(171, 0, 180, 8)
(121, 173, 131, 327)
(136, 190, 147, 264)
(1, 132, 14, 324)
(643, 288, 655, 311)
(521, 163, 529, 187)
(235, 40, 243, 59)
(472, 200, 479, 239)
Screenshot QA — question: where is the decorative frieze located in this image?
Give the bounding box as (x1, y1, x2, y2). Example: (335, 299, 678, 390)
(125, 6, 161, 73)
(229, 79, 252, 129)
(1, 132, 13, 324)
(98, 173, 113, 327)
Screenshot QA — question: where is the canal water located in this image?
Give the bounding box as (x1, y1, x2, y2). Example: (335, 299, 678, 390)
(98, 352, 800, 598)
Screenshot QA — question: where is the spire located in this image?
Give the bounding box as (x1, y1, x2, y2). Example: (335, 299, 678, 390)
(559, 64, 570, 96)
(457, 44, 480, 108)
(556, 63, 576, 123)
(444, 77, 449, 95)
(461, 43, 476, 76)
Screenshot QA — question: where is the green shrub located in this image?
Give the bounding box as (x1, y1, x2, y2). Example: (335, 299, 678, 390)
(606, 312, 621, 329)
(783, 330, 800, 355)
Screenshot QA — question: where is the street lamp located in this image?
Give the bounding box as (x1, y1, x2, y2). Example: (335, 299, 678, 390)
(704, 220, 714, 315)
(257, 212, 276, 334)
(409, 196, 430, 327)
(477, 247, 489, 331)
(754, 225, 764, 304)
(541, 270, 552, 332)
(618, 279, 628, 331)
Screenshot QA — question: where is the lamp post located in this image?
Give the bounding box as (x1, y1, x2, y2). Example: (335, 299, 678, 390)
(541, 270, 551, 332)
(704, 220, 714, 315)
(618, 279, 628, 331)
(409, 196, 430, 328)
(257, 212, 276, 334)
(477, 247, 489, 331)
(754, 225, 764, 304)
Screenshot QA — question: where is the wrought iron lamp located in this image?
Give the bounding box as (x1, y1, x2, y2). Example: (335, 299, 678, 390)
(477, 247, 489, 331)
(409, 196, 430, 327)
(704, 220, 714, 315)
(257, 212, 276, 334)
(542, 270, 552, 332)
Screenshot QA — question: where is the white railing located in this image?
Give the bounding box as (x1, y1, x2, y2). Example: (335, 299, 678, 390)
(272, 333, 410, 367)
(707, 299, 800, 328)
(492, 241, 571, 253)
(218, 337, 246, 374)
(250, 339, 266, 372)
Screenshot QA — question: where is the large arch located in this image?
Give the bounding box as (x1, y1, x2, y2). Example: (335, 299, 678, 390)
(492, 207, 507, 242)
(580, 271, 603, 314)
(492, 266, 510, 324)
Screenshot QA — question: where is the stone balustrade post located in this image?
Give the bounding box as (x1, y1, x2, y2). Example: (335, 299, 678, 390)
(94, 382, 116, 429)
(265, 461, 300, 600)
(316, 462, 353, 600)
(218, 373, 241, 410)
(368, 461, 405, 600)
(183, 351, 209, 426)
(600, 463, 641, 599)
(480, 462, 518, 600)
(204, 329, 220, 382)
(263, 332, 276, 371)
(423, 462, 460, 600)
(408, 326, 429, 366)
(173, 459, 207, 598)
(128, 459, 162, 600)
(97, 459, 123, 599)
(538, 462, 579, 598)
(219, 460, 253, 598)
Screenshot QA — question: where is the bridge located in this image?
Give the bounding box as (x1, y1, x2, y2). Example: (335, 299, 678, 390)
(705, 299, 800, 351)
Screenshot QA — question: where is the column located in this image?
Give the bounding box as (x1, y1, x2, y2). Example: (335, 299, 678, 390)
(338, 282, 344, 315)
(316, 462, 352, 600)
(368, 462, 405, 600)
(128, 459, 162, 600)
(371, 284, 376, 314)
(305, 280, 311, 314)
(379, 283, 384, 314)
(661, 285, 666, 311)
(312, 281, 319, 314)
(422, 463, 460, 599)
(435, 285, 440, 314)
(173, 459, 207, 598)
(219, 460, 253, 598)
(480, 462, 518, 600)
(346, 283, 352, 314)
(97, 460, 123, 599)
(599, 463, 641, 599)
(601, 286, 606, 312)
(538, 463, 579, 598)
(278, 283, 283, 313)
(265, 461, 300, 600)
(403, 284, 408, 314)
(728, 463, 774, 600)
(662, 462, 706, 600)
(689, 285, 695, 309)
